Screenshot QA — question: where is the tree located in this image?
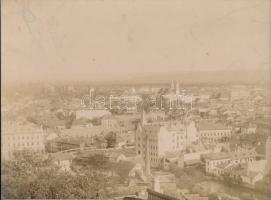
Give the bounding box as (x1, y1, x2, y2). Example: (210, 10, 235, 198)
(140, 94, 151, 113)
(72, 153, 113, 172)
(55, 111, 65, 120)
(65, 111, 76, 129)
(114, 161, 135, 182)
(208, 193, 219, 200)
(2, 151, 112, 199)
(105, 131, 117, 148)
(88, 117, 101, 126)
(26, 116, 38, 124)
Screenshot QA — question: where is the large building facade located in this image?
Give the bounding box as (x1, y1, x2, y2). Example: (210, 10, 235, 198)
(204, 151, 256, 176)
(2, 122, 45, 160)
(197, 121, 232, 143)
(256, 118, 271, 138)
(265, 136, 271, 175)
(135, 111, 198, 167)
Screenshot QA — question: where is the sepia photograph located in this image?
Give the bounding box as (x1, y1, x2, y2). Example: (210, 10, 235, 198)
(1, 0, 271, 199)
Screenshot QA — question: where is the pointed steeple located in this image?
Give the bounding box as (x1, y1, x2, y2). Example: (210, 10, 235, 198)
(176, 80, 180, 95)
(171, 80, 175, 91)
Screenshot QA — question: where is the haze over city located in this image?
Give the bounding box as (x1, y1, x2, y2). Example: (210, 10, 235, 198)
(2, 0, 270, 83)
(1, 1, 271, 199)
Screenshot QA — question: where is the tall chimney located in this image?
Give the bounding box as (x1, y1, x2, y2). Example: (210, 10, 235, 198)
(141, 108, 147, 126)
(153, 176, 161, 193)
(145, 134, 151, 176)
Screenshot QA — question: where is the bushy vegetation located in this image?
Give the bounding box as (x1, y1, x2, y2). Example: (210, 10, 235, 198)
(170, 166, 208, 189)
(1, 151, 114, 199)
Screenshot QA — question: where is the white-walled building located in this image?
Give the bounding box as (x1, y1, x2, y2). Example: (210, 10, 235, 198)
(204, 150, 257, 176)
(101, 114, 118, 128)
(197, 121, 232, 143)
(76, 109, 110, 120)
(135, 111, 198, 167)
(1, 122, 45, 160)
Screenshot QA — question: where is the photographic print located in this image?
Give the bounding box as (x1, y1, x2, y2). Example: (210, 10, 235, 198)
(1, 0, 270, 199)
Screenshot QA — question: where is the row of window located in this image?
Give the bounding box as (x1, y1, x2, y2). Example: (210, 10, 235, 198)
(142, 156, 160, 163)
(5, 149, 45, 157)
(150, 157, 159, 163)
(7, 142, 40, 147)
(6, 135, 41, 140)
(208, 159, 230, 166)
(201, 132, 230, 137)
(208, 157, 254, 167)
(177, 136, 186, 140)
(149, 138, 158, 142)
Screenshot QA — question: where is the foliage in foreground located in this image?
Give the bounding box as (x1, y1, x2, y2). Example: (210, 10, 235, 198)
(1, 151, 111, 199)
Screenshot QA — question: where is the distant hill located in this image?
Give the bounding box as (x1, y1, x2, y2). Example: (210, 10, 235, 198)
(122, 69, 270, 86)
(3, 69, 270, 87)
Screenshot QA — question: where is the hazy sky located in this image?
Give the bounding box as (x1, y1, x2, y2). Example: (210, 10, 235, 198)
(2, 0, 270, 82)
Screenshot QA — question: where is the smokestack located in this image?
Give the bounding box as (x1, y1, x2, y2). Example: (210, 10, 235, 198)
(153, 176, 161, 193)
(141, 108, 147, 126)
(145, 134, 151, 176)
(89, 88, 93, 107)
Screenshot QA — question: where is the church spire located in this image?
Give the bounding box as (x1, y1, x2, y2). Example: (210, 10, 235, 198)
(171, 80, 175, 91)
(176, 80, 180, 95)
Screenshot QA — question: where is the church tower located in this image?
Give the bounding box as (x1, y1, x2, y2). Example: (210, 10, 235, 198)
(171, 80, 175, 92)
(176, 80, 180, 95)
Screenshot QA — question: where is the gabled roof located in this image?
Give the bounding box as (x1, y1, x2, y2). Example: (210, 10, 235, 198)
(143, 124, 161, 133)
(147, 189, 179, 200)
(197, 121, 230, 131)
(204, 152, 230, 160)
(101, 114, 115, 120)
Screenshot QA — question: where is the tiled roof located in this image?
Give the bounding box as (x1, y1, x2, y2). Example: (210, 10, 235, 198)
(143, 124, 161, 133)
(205, 150, 256, 161)
(60, 126, 119, 137)
(204, 152, 230, 160)
(230, 150, 256, 159)
(197, 121, 230, 131)
(256, 118, 271, 127)
(147, 189, 179, 200)
(101, 114, 115, 120)
(2, 122, 43, 134)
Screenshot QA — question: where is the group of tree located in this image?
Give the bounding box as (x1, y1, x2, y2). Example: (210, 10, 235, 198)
(105, 131, 117, 148)
(221, 172, 242, 185)
(2, 151, 112, 199)
(87, 117, 101, 126)
(55, 110, 76, 129)
(255, 174, 271, 195)
(72, 153, 135, 183)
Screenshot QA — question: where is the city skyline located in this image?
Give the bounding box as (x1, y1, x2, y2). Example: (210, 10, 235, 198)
(2, 1, 271, 199)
